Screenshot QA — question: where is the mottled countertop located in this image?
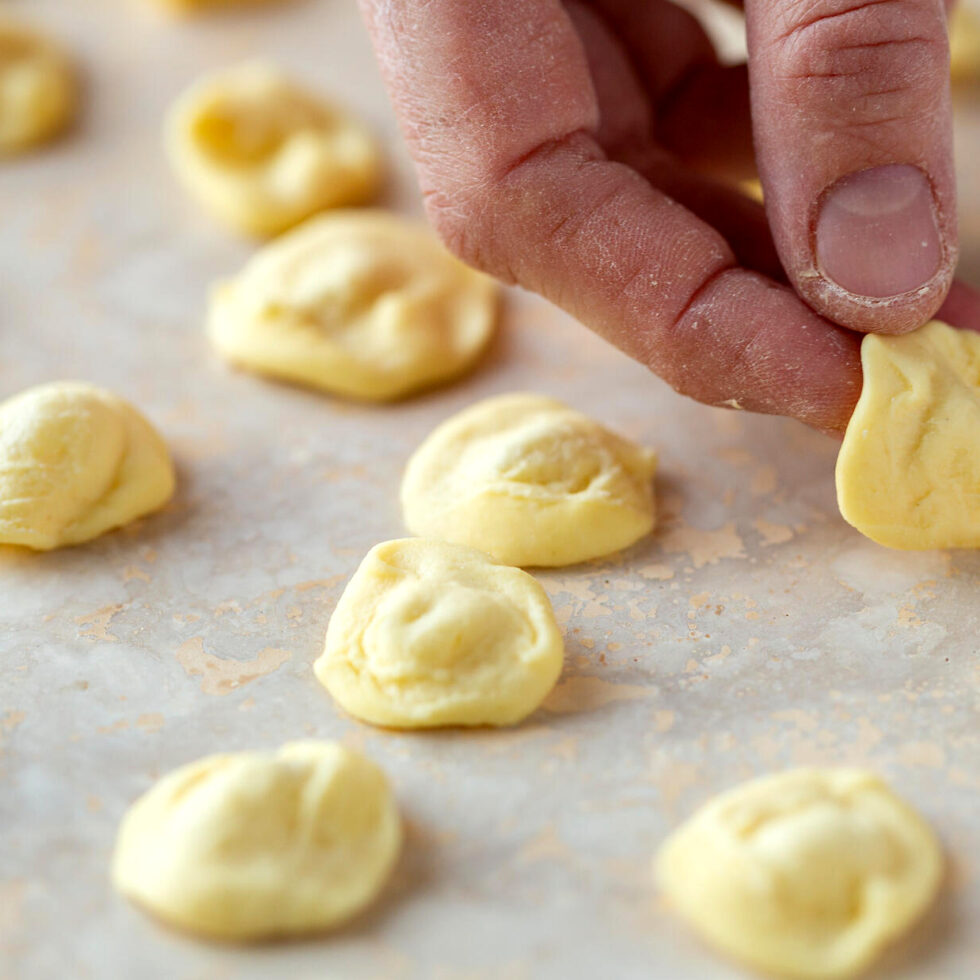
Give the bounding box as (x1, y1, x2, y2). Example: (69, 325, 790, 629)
(2, 2, 978, 978)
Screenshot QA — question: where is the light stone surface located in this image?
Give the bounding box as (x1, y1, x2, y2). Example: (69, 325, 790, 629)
(1, 2, 978, 979)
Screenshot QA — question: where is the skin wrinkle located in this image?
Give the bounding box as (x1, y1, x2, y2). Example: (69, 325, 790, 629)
(778, 40, 942, 90)
(833, 115, 930, 130)
(835, 35, 935, 50)
(862, 84, 923, 97)
(773, 0, 910, 45)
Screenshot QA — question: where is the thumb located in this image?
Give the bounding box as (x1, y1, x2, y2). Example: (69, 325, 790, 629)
(746, 0, 956, 333)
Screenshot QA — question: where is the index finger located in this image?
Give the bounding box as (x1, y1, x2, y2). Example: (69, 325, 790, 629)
(360, 0, 863, 433)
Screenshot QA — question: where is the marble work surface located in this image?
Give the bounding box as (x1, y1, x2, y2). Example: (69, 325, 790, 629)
(1, 2, 977, 978)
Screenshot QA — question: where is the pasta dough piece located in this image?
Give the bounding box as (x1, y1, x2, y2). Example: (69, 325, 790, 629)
(315, 538, 564, 728)
(0, 18, 75, 154)
(401, 393, 657, 566)
(656, 769, 943, 980)
(950, 4, 980, 81)
(149, 0, 285, 12)
(112, 741, 401, 941)
(207, 211, 497, 400)
(0, 382, 175, 550)
(166, 62, 380, 236)
(836, 320, 980, 549)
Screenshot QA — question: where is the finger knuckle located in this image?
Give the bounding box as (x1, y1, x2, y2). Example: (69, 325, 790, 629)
(422, 130, 601, 282)
(423, 186, 509, 279)
(655, 268, 775, 406)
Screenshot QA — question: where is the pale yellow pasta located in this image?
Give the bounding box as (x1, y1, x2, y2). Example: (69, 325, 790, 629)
(316, 538, 564, 728)
(0, 382, 175, 550)
(207, 211, 497, 400)
(401, 393, 657, 566)
(0, 18, 75, 154)
(149, 0, 286, 13)
(837, 320, 980, 549)
(112, 742, 402, 940)
(950, 4, 980, 81)
(167, 62, 380, 236)
(657, 769, 943, 980)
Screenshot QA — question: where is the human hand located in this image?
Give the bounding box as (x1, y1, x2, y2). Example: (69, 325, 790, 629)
(360, 0, 980, 434)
